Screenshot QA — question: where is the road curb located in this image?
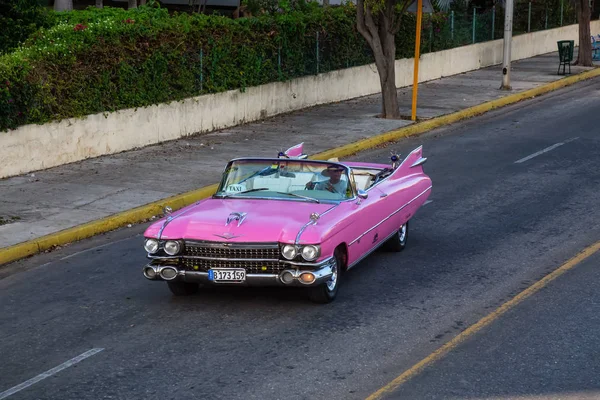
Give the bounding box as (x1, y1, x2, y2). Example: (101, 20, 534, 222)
(1, 67, 599, 267)
(310, 67, 600, 161)
(0, 183, 218, 266)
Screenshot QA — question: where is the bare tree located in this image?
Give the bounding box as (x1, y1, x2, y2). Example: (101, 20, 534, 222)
(54, 0, 73, 11)
(128, 0, 138, 8)
(96, 0, 103, 8)
(356, 0, 412, 118)
(573, 0, 593, 66)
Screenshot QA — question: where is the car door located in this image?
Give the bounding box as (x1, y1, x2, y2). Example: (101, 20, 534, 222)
(344, 185, 393, 268)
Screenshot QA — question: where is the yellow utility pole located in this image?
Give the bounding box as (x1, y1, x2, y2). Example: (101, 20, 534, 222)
(411, 0, 423, 121)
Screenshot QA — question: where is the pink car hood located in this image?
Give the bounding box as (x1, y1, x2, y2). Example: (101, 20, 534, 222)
(144, 198, 336, 244)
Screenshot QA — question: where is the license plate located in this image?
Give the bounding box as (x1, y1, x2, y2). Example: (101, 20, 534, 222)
(208, 268, 246, 283)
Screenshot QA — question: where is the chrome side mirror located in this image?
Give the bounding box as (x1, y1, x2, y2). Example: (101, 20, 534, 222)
(163, 206, 172, 216)
(356, 190, 368, 205)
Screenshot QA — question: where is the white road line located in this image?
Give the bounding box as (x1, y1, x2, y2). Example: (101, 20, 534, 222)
(60, 236, 137, 261)
(424, 200, 433, 205)
(0, 348, 104, 400)
(514, 137, 579, 164)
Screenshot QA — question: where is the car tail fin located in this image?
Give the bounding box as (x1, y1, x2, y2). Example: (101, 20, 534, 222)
(279, 143, 307, 159)
(389, 146, 427, 179)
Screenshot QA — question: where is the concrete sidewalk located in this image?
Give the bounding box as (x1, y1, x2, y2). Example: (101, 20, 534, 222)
(1, 51, 598, 263)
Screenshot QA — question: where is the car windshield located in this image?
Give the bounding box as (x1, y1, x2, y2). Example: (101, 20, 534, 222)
(214, 159, 354, 202)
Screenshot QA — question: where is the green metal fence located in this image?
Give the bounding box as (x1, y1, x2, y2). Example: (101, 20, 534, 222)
(262, 1, 578, 78)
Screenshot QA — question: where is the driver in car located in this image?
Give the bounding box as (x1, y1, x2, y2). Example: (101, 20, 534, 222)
(305, 165, 348, 194)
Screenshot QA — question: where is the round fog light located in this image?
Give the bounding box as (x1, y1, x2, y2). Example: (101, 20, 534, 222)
(299, 272, 315, 284)
(160, 267, 178, 280)
(280, 271, 294, 284)
(144, 267, 157, 279)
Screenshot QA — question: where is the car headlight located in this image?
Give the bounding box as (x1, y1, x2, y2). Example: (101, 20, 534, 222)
(282, 244, 297, 260)
(144, 238, 159, 254)
(164, 240, 182, 256)
(301, 245, 320, 261)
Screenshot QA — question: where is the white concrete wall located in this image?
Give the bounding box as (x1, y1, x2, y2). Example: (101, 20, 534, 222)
(407, 22, 584, 83)
(1, 21, 597, 179)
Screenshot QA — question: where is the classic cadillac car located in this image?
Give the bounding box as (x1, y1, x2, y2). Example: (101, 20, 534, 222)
(142, 143, 432, 303)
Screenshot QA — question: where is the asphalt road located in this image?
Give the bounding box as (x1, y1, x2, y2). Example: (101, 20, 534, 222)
(387, 251, 600, 400)
(1, 78, 600, 400)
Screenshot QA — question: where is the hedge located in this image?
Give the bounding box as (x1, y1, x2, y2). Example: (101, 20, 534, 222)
(0, 3, 575, 132)
(0, 0, 56, 55)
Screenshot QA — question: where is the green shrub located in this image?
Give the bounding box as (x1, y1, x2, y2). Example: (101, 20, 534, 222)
(0, 2, 577, 132)
(0, 0, 56, 55)
(0, 0, 54, 54)
(0, 5, 372, 130)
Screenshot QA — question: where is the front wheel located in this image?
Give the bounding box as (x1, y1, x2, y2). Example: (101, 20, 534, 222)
(167, 281, 199, 296)
(383, 221, 409, 252)
(308, 249, 343, 304)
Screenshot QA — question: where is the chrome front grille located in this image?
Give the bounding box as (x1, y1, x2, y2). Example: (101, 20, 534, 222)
(180, 241, 283, 274)
(183, 241, 280, 260)
(181, 258, 284, 274)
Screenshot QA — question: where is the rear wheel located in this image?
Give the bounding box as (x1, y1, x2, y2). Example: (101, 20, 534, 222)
(167, 281, 199, 296)
(383, 221, 409, 252)
(308, 248, 344, 304)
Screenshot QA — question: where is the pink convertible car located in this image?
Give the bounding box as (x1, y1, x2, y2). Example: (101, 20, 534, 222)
(142, 143, 432, 303)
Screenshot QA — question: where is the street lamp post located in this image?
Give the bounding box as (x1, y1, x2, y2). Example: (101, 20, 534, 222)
(501, 0, 515, 89)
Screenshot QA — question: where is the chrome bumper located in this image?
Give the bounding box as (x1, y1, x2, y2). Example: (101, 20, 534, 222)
(142, 257, 335, 287)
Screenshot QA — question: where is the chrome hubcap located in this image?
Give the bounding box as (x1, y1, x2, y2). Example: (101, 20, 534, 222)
(326, 260, 338, 291)
(399, 224, 407, 243)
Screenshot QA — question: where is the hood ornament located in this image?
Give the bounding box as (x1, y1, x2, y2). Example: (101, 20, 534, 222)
(214, 233, 243, 240)
(226, 212, 247, 227)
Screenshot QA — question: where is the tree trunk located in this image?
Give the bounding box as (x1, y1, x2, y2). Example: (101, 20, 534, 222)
(54, 0, 73, 11)
(140, 0, 147, 4)
(356, 0, 402, 119)
(96, 0, 103, 8)
(128, 0, 138, 8)
(378, 14, 399, 118)
(575, 0, 593, 66)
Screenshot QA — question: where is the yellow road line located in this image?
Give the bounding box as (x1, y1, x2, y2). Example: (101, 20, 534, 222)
(365, 239, 600, 400)
(1, 67, 600, 267)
